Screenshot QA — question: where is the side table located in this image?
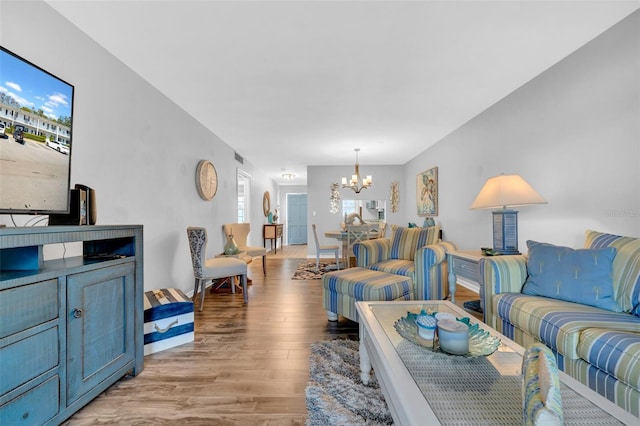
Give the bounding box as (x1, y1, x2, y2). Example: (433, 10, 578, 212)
(263, 223, 283, 254)
(447, 250, 483, 311)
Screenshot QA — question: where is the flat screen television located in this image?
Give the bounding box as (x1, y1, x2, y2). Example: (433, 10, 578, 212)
(0, 46, 74, 215)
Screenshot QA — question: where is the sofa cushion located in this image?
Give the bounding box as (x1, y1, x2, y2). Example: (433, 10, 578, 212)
(494, 293, 640, 359)
(522, 240, 621, 312)
(577, 328, 640, 391)
(390, 225, 440, 261)
(584, 230, 640, 316)
(368, 259, 415, 281)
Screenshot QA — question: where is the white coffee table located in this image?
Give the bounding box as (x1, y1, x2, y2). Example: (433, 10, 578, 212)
(355, 300, 637, 426)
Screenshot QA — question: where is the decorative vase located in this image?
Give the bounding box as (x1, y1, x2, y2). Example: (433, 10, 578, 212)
(268, 212, 274, 224)
(224, 233, 239, 255)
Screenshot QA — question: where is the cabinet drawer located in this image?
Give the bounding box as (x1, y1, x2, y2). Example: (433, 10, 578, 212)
(0, 326, 59, 395)
(0, 375, 59, 425)
(452, 257, 479, 281)
(0, 280, 58, 339)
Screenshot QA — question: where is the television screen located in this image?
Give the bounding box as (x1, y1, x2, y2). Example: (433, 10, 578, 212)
(0, 46, 74, 215)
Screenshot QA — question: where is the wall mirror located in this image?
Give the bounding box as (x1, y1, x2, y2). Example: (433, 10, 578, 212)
(342, 200, 386, 223)
(263, 191, 271, 217)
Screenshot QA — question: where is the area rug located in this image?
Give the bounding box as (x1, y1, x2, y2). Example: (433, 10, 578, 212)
(291, 261, 339, 280)
(306, 339, 393, 425)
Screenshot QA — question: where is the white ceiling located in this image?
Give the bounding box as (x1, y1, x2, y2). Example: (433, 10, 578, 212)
(45, 0, 639, 185)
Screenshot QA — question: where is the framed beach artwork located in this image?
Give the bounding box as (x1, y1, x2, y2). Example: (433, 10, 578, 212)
(416, 167, 438, 216)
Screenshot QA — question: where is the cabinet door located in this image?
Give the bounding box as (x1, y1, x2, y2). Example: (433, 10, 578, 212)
(66, 262, 135, 404)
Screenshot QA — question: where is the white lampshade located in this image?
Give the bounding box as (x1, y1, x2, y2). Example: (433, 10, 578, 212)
(471, 174, 547, 255)
(470, 174, 547, 210)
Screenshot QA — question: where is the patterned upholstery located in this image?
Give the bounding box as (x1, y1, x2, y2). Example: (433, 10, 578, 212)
(353, 238, 391, 267)
(369, 259, 415, 280)
(187, 227, 207, 278)
(353, 226, 454, 301)
(584, 230, 640, 315)
(565, 358, 640, 418)
(576, 328, 640, 390)
(322, 267, 413, 322)
(522, 343, 564, 425)
(494, 293, 640, 359)
(389, 225, 441, 261)
(481, 230, 640, 417)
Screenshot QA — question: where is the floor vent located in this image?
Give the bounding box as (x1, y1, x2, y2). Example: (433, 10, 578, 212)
(234, 152, 244, 164)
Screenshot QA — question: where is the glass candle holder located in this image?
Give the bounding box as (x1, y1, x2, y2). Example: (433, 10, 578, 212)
(437, 319, 469, 355)
(416, 315, 437, 340)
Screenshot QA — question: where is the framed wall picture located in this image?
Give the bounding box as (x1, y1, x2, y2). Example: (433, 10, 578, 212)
(416, 167, 438, 216)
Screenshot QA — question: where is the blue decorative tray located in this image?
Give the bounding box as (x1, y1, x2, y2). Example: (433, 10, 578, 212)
(394, 310, 501, 357)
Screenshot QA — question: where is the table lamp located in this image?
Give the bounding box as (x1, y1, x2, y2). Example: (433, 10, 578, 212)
(470, 174, 547, 255)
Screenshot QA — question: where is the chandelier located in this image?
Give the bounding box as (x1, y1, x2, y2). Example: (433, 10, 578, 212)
(341, 148, 372, 194)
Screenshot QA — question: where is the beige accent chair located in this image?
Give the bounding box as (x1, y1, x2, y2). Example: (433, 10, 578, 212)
(311, 224, 341, 271)
(223, 223, 267, 275)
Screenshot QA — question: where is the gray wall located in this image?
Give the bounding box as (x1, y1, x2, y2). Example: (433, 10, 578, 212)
(307, 164, 404, 255)
(305, 10, 639, 255)
(1, 1, 278, 295)
(403, 10, 639, 251)
(2, 2, 638, 288)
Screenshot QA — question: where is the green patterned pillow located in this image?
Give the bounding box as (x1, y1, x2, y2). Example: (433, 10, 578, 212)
(522, 343, 563, 426)
(390, 225, 440, 261)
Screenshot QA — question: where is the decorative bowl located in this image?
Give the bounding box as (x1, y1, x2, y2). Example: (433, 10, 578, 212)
(394, 310, 501, 357)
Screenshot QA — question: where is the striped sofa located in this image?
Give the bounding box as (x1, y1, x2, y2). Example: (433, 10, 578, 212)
(480, 230, 640, 417)
(352, 225, 456, 301)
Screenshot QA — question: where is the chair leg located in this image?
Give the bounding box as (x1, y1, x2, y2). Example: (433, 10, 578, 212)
(262, 255, 266, 275)
(241, 273, 248, 303)
(199, 278, 206, 312)
(316, 255, 320, 271)
(192, 278, 199, 303)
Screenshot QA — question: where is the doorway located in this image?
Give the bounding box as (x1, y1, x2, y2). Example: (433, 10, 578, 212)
(287, 193, 307, 245)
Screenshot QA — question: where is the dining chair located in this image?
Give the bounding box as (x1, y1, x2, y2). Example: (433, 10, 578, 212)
(378, 222, 388, 238)
(187, 227, 248, 311)
(346, 224, 372, 267)
(223, 223, 267, 275)
(311, 224, 340, 271)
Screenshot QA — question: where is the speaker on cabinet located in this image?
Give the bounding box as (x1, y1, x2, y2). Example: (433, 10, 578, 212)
(48, 185, 97, 226)
(75, 184, 97, 225)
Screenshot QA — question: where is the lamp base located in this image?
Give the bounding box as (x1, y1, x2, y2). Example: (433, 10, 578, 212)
(492, 209, 520, 255)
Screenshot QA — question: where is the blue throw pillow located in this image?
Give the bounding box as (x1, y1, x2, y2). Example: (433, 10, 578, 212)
(522, 240, 622, 311)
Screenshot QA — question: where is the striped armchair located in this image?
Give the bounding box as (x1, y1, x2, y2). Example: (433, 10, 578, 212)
(479, 230, 640, 417)
(353, 225, 456, 301)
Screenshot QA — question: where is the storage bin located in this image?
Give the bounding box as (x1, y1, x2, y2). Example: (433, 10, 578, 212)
(143, 288, 194, 355)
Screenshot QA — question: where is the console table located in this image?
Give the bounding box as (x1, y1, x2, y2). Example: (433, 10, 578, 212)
(263, 223, 283, 254)
(0, 225, 144, 425)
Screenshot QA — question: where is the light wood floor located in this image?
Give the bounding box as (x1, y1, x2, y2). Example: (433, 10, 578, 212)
(64, 246, 481, 425)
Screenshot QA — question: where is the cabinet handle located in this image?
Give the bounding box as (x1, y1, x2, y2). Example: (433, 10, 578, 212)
(154, 319, 179, 333)
(72, 308, 83, 318)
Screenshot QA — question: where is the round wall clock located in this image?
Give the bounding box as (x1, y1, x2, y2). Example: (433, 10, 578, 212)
(196, 160, 218, 200)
